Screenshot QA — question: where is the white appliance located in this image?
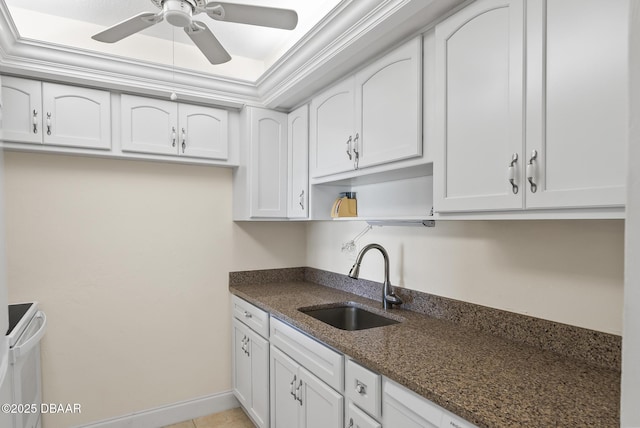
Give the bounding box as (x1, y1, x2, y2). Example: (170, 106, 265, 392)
(6, 303, 46, 428)
(0, 86, 14, 428)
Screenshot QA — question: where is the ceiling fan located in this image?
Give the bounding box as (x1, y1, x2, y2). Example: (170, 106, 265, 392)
(92, 0, 298, 65)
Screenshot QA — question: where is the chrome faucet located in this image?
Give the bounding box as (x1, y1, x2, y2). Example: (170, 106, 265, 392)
(348, 243, 403, 310)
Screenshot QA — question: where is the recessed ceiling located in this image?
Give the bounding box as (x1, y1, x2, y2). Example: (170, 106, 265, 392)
(4, 0, 342, 81)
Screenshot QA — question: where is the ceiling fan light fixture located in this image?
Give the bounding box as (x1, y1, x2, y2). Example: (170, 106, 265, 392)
(163, 0, 194, 27)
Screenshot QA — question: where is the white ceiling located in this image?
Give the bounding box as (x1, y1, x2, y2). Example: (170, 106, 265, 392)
(4, 0, 342, 81)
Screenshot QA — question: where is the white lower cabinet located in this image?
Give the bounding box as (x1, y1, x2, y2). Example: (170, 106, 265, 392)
(383, 378, 475, 428)
(346, 402, 380, 428)
(271, 345, 344, 428)
(229, 299, 479, 428)
(231, 297, 269, 428)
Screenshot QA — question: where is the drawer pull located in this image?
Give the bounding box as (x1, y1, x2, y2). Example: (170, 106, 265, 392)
(507, 152, 519, 194)
(290, 375, 297, 398)
(355, 381, 367, 395)
(296, 380, 303, 405)
(527, 149, 538, 193)
(244, 311, 252, 319)
(32, 110, 38, 133)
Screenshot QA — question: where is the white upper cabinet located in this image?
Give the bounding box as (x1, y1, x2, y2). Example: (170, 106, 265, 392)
(42, 83, 111, 149)
(1, 77, 43, 144)
(354, 37, 422, 169)
(434, 0, 628, 215)
(287, 104, 309, 219)
(178, 103, 228, 160)
(310, 77, 356, 177)
(434, 0, 524, 212)
(121, 94, 228, 160)
(524, 0, 628, 209)
(121, 96, 178, 156)
(1, 77, 111, 149)
(310, 37, 423, 179)
(234, 106, 288, 220)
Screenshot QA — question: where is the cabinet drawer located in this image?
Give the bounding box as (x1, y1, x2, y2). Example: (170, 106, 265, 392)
(347, 402, 381, 428)
(232, 295, 269, 339)
(345, 359, 381, 419)
(270, 316, 344, 391)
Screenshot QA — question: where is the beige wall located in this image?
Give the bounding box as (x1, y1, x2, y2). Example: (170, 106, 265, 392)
(3, 151, 626, 427)
(306, 219, 624, 335)
(2, 152, 307, 428)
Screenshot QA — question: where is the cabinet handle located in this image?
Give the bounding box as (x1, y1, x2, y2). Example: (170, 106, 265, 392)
(245, 337, 250, 357)
(353, 133, 360, 170)
(299, 190, 305, 210)
(355, 381, 367, 395)
(172, 127, 176, 147)
(507, 153, 519, 194)
(46, 112, 52, 136)
(243, 311, 252, 319)
(290, 375, 297, 399)
(32, 110, 38, 134)
(348, 418, 354, 428)
(526, 149, 538, 193)
(296, 380, 303, 405)
(181, 128, 186, 153)
(346, 135, 353, 160)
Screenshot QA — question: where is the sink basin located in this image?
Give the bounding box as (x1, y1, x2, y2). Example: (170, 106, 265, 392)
(299, 302, 400, 331)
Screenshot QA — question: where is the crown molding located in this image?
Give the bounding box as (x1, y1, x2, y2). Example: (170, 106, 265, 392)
(0, 0, 462, 110)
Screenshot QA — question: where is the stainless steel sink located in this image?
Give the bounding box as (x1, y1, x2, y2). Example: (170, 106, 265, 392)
(299, 302, 400, 331)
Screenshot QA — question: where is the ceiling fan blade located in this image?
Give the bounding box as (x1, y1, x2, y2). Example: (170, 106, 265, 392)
(92, 12, 162, 43)
(205, 2, 298, 30)
(184, 21, 232, 65)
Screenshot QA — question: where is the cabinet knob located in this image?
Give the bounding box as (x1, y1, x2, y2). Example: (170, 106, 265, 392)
(526, 149, 538, 193)
(355, 381, 366, 395)
(507, 152, 519, 194)
(244, 311, 252, 319)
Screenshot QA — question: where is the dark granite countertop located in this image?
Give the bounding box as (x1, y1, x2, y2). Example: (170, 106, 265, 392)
(230, 280, 620, 428)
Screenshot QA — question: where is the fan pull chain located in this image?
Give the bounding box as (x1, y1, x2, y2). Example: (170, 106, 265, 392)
(170, 26, 177, 101)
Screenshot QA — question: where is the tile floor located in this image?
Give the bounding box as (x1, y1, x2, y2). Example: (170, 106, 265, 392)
(164, 407, 254, 428)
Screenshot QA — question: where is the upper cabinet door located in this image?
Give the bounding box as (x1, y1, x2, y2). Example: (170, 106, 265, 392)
(42, 83, 111, 149)
(1, 77, 42, 144)
(434, 0, 524, 213)
(355, 37, 422, 169)
(288, 104, 309, 219)
(309, 77, 356, 178)
(178, 104, 228, 160)
(121, 94, 178, 155)
(524, 0, 628, 209)
(249, 107, 288, 218)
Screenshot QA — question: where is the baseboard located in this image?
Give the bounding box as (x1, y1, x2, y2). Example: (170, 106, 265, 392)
(74, 390, 239, 428)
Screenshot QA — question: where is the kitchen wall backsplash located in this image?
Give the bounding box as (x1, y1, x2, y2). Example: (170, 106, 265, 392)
(230, 267, 621, 371)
